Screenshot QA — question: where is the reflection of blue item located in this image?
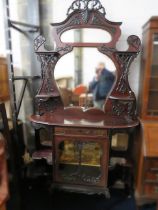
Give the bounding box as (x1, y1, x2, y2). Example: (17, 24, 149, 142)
(89, 68, 115, 101)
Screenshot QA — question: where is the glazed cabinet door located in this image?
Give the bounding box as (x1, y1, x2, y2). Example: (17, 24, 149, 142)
(146, 33, 158, 117)
(54, 135, 109, 187)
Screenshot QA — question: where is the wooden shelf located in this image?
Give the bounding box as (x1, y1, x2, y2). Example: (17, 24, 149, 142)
(59, 161, 100, 167)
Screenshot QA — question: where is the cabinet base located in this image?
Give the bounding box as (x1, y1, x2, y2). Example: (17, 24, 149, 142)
(51, 183, 110, 198)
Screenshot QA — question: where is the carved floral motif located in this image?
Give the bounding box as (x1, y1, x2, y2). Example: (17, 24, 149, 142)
(36, 97, 63, 115)
(34, 35, 46, 51)
(112, 100, 136, 117)
(67, 0, 106, 16)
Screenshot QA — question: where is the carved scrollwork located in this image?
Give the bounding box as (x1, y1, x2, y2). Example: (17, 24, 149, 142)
(38, 54, 58, 82)
(127, 35, 141, 52)
(115, 53, 135, 93)
(112, 100, 136, 117)
(39, 54, 58, 65)
(67, 0, 106, 17)
(100, 45, 116, 55)
(34, 34, 72, 55)
(56, 45, 73, 54)
(112, 101, 125, 116)
(57, 12, 92, 34)
(34, 35, 46, 51)
(36, 97, 63, 115)
(56, 12, 91, 34)
(62, 172, 101, 184)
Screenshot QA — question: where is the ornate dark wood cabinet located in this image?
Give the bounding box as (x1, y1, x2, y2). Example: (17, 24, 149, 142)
(30, 0, 141, 197)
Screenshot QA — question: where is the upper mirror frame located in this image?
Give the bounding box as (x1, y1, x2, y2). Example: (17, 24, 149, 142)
(34, 0, 141, 123)
(51, 9, 122, 48)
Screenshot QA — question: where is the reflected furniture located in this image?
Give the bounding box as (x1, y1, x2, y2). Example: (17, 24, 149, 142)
(30, 0, 141, 197)
(72, 84, 88, 106)
(56, 76, 73, 89)
(79, 93, 93, 107)
(59, 88, 73, 107)
(136, 17, 158, 204)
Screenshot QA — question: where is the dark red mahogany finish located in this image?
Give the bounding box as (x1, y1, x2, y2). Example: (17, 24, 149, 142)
(30, 0, 141, 196)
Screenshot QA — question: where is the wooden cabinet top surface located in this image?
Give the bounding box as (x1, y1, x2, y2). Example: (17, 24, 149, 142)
(30, 108, 139, 129)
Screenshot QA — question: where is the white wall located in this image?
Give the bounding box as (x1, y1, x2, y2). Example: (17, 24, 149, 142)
(0, 1, 6, 56)
(52, 0, 158, 97)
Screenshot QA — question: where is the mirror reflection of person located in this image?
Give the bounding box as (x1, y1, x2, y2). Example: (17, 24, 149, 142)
(89, 62, 115, 109)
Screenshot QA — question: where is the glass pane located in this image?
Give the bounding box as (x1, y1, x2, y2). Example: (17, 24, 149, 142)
(57, 140, 102, 184)
(147, 33, 158, 116)
(111, 133, 129, 151)
(61, 28, 112, 43)
(39, 129, 52, 147)
(54, 47, 116, 109)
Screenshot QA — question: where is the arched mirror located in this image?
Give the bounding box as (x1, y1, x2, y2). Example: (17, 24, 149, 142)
(54, 46, 116, 109)
(61, 28, 112, 43)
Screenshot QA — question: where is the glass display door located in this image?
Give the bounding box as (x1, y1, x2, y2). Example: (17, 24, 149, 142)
(54, 136, 109, 187)
(147, 33, 158, 116)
